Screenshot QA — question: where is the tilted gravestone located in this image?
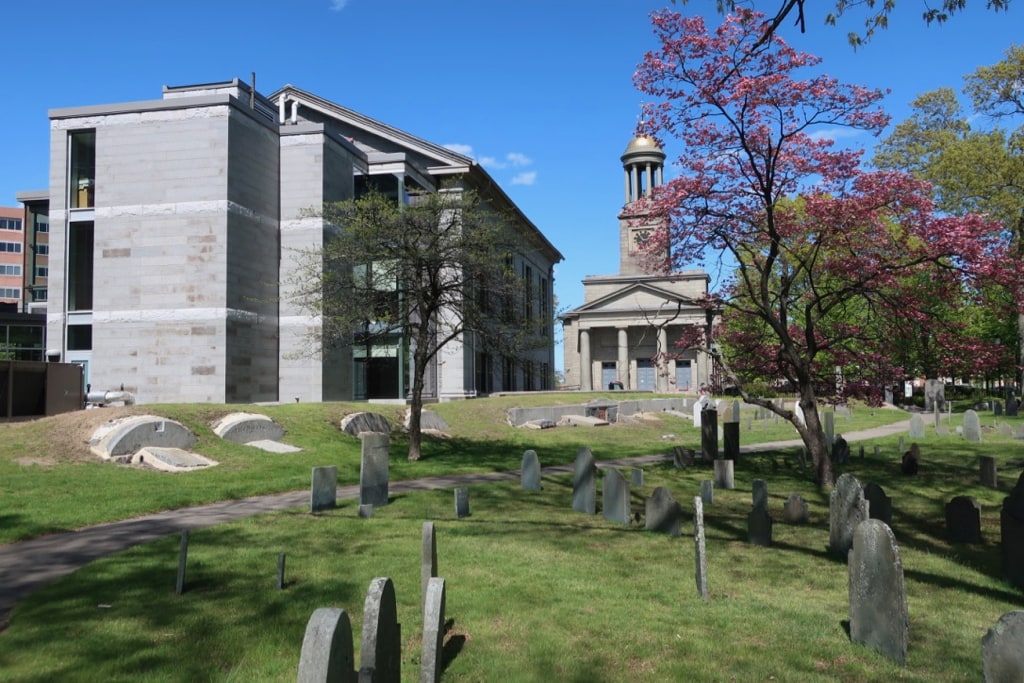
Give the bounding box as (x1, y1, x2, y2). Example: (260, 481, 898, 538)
(982, 610, 1024, 682)
(908, 414, 925, 439)
(848, 519, 909, 666)
(862, 483, 893, 526)
(783, 493, 809, 524)
(700, 479, 714, 505)
(311, 466, 338, 513)
(421, 577, 447, 683)
(297, 608, 356, 683)
(963, 409, 982, 442)
(359, 434, 390, 507)
(602, 467, 631, 525)
(752, 479, 768, 512)
(694, 496, 709, 600)
(701, 409, 718, 462)
(747, 507, 772, 547)
(1001, 472, 1024, 590)
(645, 486, 682, 537)
(829, 473, 869, 558)
(422, 522, 437, 611)
(713, 459, 735, 490)
(723, 422, 740, 461)
(980, 456, 999, 490)
(572, 448, 597, 514)
(945, 496, 983, 544)
(521, 450, 542, 491)
(360, 577, 401, 682)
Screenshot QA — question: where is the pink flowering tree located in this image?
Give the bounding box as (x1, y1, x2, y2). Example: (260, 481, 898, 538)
(633, 9, 1007, 488)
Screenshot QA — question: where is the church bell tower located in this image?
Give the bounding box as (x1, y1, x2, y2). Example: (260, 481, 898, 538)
(618, 135, 666, 276)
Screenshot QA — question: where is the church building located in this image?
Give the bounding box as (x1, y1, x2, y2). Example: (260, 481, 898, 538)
(560, 135, 713, 393)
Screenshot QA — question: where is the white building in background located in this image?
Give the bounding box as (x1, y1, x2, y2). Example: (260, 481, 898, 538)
(560, 135, 713, 393)
(31, 77, 562, 404)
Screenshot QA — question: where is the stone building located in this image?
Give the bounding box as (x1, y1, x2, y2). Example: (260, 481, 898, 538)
(33, 77, 561, 404)
(560, 135, 712, 392)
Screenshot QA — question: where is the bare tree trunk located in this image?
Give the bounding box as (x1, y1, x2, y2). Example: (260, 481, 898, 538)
(800, 396, 834, 490)
(407, 335, 431, 462)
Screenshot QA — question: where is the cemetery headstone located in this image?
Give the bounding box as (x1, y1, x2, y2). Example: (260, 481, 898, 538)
(645, 486, 682, 537)
(693, 394, 710, 427)
(981, 456, 999, 489)
(963, 409, 982, 442)
(1001, 472, 1024, 590)
(421, 577, 447, 683)
(694, 497, 709, 600)
(361, 577, 401, 683)
(175, 529, 189, 595)
(311, 465, 339, 513)
(752, 479, 768, 512)
(899, 435, 906, 453)
(824, 411, 835, 447)
(713, 459, 735, 490)
(783, 493, 809, 524)
(1000, 423, 1014, 437)
(602, 468, 631, 525)
(701, 408, 718, 462)
(794, 402, 806, 427)
(359, 434, 390, 507)
(277, 553, 287, 590)
(831, 436, 850, 465)
(672, 445, 694, 469)
(908, 415, 925, 439)
(723, 422, 740, 461)
(981, 610, 1024, 682)
(862, 483, 893, 526)
(1007, 394, 1019, 417)
(422, 522, 437, 610)
(631, 467, 644, 487)
(454, 488, 470, 519)
(901, 445, 919, 476)
(700, 479, 714, 505)
(521, 450, 542, 491)
(945, 496, 983, 544)
(848, 519, 909, 666)
(829, 472, 869, 558)
(995, 400, 1004, 416)
(731, 399, 741, 423)
(358, 504, 374, 518)
(748, 507, 773, 547)
(297, 608, 356, 683)
(572, 448, 597, 514)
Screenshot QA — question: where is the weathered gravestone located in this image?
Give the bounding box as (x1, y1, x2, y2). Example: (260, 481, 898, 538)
(829, 473, 869, 558)
(1001, 472, 1024, 590)
(723, 422, 740, 461)
(700, 479, 714, 505)
(995, 400, 1004, 417)
(311, 465, 338, 513)
(963, 409, 982, 442)
(748, 507, 772, 547)
(602, 468, 631, 525)
(361, 577, 401, 683)
(824, 411, 835, 447)
(1007, 395, 1020, 418)
(359, 434, 390, 507)
(982, 610, 1024, 683)
(297, 608, 356, 683)
(694, 496, 709, 600)
(701, 408, 718, 462)
(909, 414, 925, 439)
(731, 399, 741, 423)
(752, 479, 768, 512)
(901, 443, 920, 476)
(341, 412, 392, 438)
(862, 483, 893, 526)
(713, 459, 734, 490)
(631, 467, 644, 487)
(572, 448, 597, 514)
(783, 493, 809, 525)
(831, 436, 850, 465)
(454, 488, 470, 519)
(422, 522, 437, 611)
(421, 577, 447, 683)
(980, 456, 999, 489)
(672, 445, 695, 469)
(945, 496, 983, 544)
(1000, 422, 1015, 437)
(645, 486, 682, 537)
(693, 394, 710, 427)
(521, 450, 542, 491)
(848, 519, 909, 666)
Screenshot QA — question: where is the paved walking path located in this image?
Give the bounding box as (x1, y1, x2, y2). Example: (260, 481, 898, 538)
(0, 419, 909, 628)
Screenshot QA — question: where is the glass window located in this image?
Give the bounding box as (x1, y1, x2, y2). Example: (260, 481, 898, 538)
(68, 222, 94, 311)
(0, 218, 22, 231)
(36, 244, 49, 255)
(67, 325, 92, 351)
(70, 131, 96, 209)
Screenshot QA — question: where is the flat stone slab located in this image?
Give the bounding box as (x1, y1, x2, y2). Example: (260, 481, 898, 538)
(130, 447, 217, 472)
(405, 409, 449, 433)
(211, 412, 285, 444)
(558, 415, 609, 427)
(89, 415, 197, 460)
(245, 439, 302, 453)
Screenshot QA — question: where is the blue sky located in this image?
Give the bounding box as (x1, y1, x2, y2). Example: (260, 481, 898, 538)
(2, 1, 1019, 368)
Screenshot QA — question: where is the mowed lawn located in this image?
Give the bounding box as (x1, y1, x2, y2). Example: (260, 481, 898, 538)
(1, 395, 1022, 681)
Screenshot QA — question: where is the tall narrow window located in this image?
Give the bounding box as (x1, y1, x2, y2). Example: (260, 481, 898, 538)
(68, 222, 94, 311)
(70, 131, 96, 209)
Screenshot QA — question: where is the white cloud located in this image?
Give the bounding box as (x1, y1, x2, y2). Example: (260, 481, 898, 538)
(444, 143, 475, 157)
(479, 155, 500, 167)
(506, 152, 532, 167)
(329, 0, 348, 11)
(511, 171, 537, 186)
(808, 127, 862, 142)
(480, 152, 533, 170)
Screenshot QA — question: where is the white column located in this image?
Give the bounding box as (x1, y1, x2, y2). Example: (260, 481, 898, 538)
(623, 169, 631, 204)
(617, 328, 629, 389)
(580, 329, 592, 392)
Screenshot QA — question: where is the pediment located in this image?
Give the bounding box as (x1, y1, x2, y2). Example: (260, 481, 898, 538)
(573, 281, 703, 316)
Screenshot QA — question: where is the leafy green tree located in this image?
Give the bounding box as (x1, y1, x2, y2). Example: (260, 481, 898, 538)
(288, 186, 543, 460)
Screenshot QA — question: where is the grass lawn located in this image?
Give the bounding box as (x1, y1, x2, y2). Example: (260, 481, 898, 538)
(1, 395, 1022, 681)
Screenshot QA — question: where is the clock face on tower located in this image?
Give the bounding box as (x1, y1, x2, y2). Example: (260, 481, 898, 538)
(631, 228, 652, 252)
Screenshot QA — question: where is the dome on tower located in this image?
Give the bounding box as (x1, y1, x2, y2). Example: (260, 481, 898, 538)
(622, 135, 663, 156)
